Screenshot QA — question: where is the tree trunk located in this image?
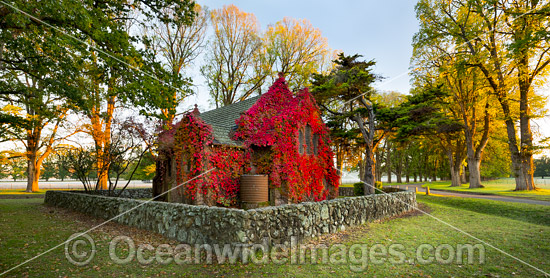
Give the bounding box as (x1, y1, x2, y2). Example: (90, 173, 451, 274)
(25, 122, 41, 192)
(404, 153, 410, 183)
(362, 148, 376, 195)
(0, 41, 4, 70)
(336, 150, 344, 183)
(466, 145, 483, 188)
(447, 149, 462, 187)
(90, 94, 115, 190)
(460, 165, 467, 184)
(386, 143, 392, 183)
(26, 158, 40, 192)
(351, 104, 381, 195)
(450, 165, 461, 188)
(25, 148, 47, 193)
(396, 149, 403, 183)
(517, 53, 536, 191)
(359, 158, 365, 184)
(96, 157, 109, 190)
(463, 102, 490, 188)
(375, 149, 382, 182)
(423, 153, 430, 182)
(432, 158, 437, 181)
(499, 96, 535, 191)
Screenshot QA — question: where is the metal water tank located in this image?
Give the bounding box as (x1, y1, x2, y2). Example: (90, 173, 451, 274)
(240, 174, 269, 203)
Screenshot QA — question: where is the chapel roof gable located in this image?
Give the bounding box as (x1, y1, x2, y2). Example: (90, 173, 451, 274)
(197, 96, 261, 146)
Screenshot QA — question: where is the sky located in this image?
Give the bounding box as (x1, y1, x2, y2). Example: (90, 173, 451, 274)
(185, 0, 420, 111)
(2, 0, 548, 153)
(185, 0, 549, 146)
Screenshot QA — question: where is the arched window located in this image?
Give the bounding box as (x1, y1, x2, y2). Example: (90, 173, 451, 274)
(313, 134, 319, 155)
(299, 129, 304, 154)
(305, 125, 312, 154)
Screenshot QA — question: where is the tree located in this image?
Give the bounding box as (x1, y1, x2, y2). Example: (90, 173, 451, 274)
(481, 128, 512, 179)
(313, 53, 386, 194)
(125, 152, 156, 181)
(442, 66, 492, 188)
(389, 85, 466, 186)
(201, 5, 264, 108)
(325, 116, 363, 179)
(143, 4, 208, 124)
(414, 0, 550, 190)
(41, 157, 56, 181)
(1, 0, 196, 191)
(1, 102, 77, 191)
(73, 2, 194, 190)
(534, 157, 550, 178)
(410, 40, 494, 188)
(0, 150, 27, 181)
(1, 4, 81, 191)
(58, 118, 150, 195)
(57, 146, 97, 191)
(263, 17, 331, 89)
(374, 91, 406, 183)
(105, 119, 151, 195)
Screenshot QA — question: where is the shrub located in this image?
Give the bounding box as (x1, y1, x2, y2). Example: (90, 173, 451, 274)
(353, 182, 364, 196)
(354, 181, 383, 195)
(375, 181, 383, 190)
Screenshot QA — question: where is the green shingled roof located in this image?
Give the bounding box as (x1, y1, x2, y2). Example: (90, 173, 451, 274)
(197, 96, 260, 146)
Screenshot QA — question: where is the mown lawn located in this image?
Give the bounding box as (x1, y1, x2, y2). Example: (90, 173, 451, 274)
(1, 195, 549, 277)
(0, 190, 48, 195)
(0, 189, 86, 195)
(424, 178, 550, 202)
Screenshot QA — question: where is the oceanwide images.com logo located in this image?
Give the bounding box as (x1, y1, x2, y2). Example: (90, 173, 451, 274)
(65, 233, 486, 272)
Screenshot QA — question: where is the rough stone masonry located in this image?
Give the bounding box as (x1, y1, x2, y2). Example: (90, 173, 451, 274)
(45, 189, 417, 246)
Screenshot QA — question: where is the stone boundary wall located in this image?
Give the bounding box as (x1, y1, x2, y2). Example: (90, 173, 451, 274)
(72, 188, 152, 199)
(44, 190, 416, 246)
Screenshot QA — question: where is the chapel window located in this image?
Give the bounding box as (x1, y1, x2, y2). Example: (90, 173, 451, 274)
(299, 129, 304, 154)
(305, 125, 312, 154)
(313, 134, 319, 155)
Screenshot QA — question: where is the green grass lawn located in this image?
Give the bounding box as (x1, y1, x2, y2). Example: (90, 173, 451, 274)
(424, 178, 550, 202)
(0, 189, 87, 195)
(1, 195, 549, 277)
(0, 190, 47, 195)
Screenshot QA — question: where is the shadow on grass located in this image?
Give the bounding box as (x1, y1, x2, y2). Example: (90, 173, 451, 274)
(418, 195, 550, 227)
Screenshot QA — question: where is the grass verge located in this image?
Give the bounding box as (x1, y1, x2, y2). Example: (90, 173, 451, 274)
(424, 179, 550, 202)
(0, 195, 549, 277)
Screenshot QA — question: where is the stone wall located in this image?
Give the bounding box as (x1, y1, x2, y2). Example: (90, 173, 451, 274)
(73, 188, 152, 199)
(45, 189, 416, 246)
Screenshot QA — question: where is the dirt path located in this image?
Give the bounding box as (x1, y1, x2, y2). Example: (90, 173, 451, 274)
(390, 184, 550, 206)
